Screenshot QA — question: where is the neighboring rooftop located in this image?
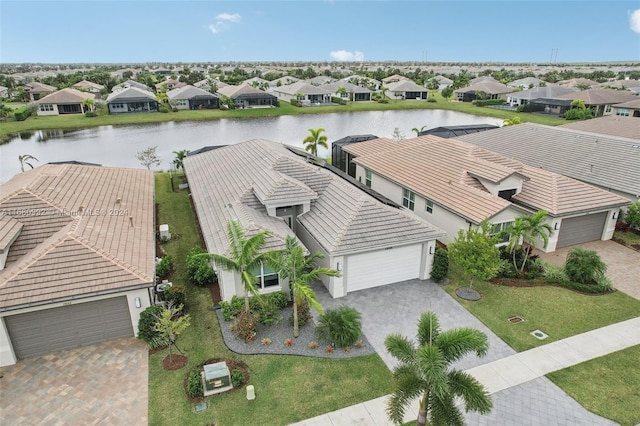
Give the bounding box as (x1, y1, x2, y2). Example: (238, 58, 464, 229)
(0, 165, 155, 310)
(561, 115, 640, 140)
(420, 124, 499, 139)
(35, 88, 94, 104)
(555, 88, 638, 105)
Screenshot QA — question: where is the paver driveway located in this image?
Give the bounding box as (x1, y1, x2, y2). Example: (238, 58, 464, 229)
(312, 280, 617, 425)
(0, 337, 147, 426)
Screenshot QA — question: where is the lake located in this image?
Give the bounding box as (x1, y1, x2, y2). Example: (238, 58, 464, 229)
(0, 109, 502, 183)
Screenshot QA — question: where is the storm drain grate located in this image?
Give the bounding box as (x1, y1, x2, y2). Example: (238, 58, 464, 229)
(508, 315, 525, 324)
(530, 329, 549, 340)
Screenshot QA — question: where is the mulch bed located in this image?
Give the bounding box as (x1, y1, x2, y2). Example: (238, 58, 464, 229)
(489, 277, 611, 296)
(162, 354, 188, 370)
(184, 358, 250, 403)
(208, 283, 222, 305)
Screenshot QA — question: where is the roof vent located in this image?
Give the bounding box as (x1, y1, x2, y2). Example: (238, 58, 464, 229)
(116, 197, 121, 204)
(129, 216, 134, 227)
(590, 164, 594, 173)
(78, 206, 84, 212)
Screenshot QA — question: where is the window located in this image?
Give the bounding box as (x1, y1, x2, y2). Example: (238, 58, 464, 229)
(39, 104, 53, 112)
(402, 188, 415, 210)
(616, 108, 630, 117)
(365, 169, 372, 187)
(498, 189, 517, 201)
(604, 105, 612, 113)
(249, 262, 279, 289)
(491, 221, 514, 244)
(425, 199, 433, 214)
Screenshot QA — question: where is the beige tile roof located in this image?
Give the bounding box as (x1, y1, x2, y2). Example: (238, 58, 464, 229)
(612, 98, 640, 109)
(561, 115, 640, 140)
(25, 82, 56, 92)
(0, 214, 23, 254)
(345, 136, 629, 222)
(35, 88, 94, 104)
(217, 84, 270, 97)
(455, 81, 512, 95)
(457, 123, 640, 198)
(183, 140, 444, 258)
(556, 88, 637, 105)
(0, 165, 155, 309)
(72, 80, 105, 91)
(252, 169, 318, 204)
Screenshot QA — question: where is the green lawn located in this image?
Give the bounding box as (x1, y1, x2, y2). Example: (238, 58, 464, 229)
(443, 280, 640, 352)
(547, 345, 640, 426)
(1, 96, 566, 144)
(613, 230, 640, 250)
(150, 173, 392, 425)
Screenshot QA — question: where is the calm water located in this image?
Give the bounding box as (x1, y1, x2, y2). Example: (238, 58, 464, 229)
(0, 110, 502, 183)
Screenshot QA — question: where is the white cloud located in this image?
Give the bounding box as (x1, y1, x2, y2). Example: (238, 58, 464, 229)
(209, 12, 241, 34)
(216, 13, 241, 22)
(631, 9, 640, 33)
(330, 50, 365, 62)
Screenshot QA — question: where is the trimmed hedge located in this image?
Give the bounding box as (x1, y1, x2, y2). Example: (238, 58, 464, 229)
(137, 305, 164, 347)
(430, 247, 449, 283)
(14, 106, 32, 121)
(472, 99, 506, 107)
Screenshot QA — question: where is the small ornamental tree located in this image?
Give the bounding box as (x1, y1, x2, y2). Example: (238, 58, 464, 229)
(448, 220, 502, 289)
(186, 247, 216, 287)
(152, 303, 191, 363)
(136, 146, 161, 170)
(430, 247, 449, 283)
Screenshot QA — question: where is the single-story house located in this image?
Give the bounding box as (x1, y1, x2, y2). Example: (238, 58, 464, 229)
(561, 115, 640, 140)
(557, 78, 599, 89)
(106, 87, 159, 114)
(331, 134, 379, 176)
(307, 76, 336, 86)
(611, 98, 640, 118)
(528, 97, 574, 116)
(0, 85, 8, 98)
(469, 76, 500, 85)
(555, 88, 638, 117)
(155, 79, 186, 92)
(457, 122, 640, 202)
(217, 84, 278, 108)
(418, 124, 499, 138)
(72, 80, 105, 96)
(507, 77, 546, 89)
(381, 74, 409, 84)
(343, 135, 629, 251)
(272, 81, 332, 105)
(167, 85, 219, 110)
(341, 75, 381, 91)
(323, 81, 372, 102)
(112, 79, 152, 92)
(24, 82, 56, 101)
(183, 139, 445, 300)
(455, 81, 512, 102)
(243, 77, 270, 90)
(384, 80, 429, 100)
(268, 76, 301, 88)
(0, 164, 155, 366)
(506, 86, 577, 108)
(35, 88, 95, 116)
(432, 75, 453, 91)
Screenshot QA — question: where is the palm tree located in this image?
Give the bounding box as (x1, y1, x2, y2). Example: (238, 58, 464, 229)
(172, 149, 190, 170)
(336, 86, 347, 99)
(385, 311, 492, 426)
(508, 210, 553, 273)
(380, 86, 389, 100)
(82, 98, 95, 113)
(18, 154, 39, 172)
(502, 116, 521, 127)
(204, 220, 273, 313)
(269, 236, 340, 338)
(411, 125, 428, 136)
(303, 127, 328, 156)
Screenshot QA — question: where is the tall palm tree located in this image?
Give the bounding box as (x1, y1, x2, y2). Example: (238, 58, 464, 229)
(18, 154, 39, 172)
(172, 149, 190, 170)
(303, 127, 328, 156)
(82, 97, 95, 112)
(385, 311, 492, 426)
(380, 86, 389, 100)
(269, 236, 340, 337)
(205, 220, 274, 313)
(411, 125, 428, 136)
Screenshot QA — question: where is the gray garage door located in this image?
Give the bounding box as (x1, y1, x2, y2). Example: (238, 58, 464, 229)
(556, 212, 607, 248)
(5, 296, 133, 359)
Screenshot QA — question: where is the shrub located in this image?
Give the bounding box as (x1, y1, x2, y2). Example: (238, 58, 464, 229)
(14, 106, 32, 121)
(187, 368, 204, 398)
(565, 247, 607, 284)
(325, 345, 335, 353)
(377, 99, 389, 104)
(289, 300, 311, 327)
(261, 337, 272, 345)
(263, 291, 288, 309)
(137, 305, 164, 347)
(316, 305, 362, 348)
(564, 108, 593, 120)
(615, 221, 630, 232)
(290, 99, 300, 107)
(231, 369, 245, 387)
(172, 107, 179, 112)
(164, 285, 186, 310)
(625, 202, 640, 229)
(255, 298, 283, 326)
(186, 247, 216, 287)
(156, 255, 174, 279)
(355, 340, 364, 348)
(331, 96, 346, 105)
(540, 260, 569, 283)
(284, 338, 294, 347)
(430, 247, 449, 283)
(427, 97, 437, 103)
(84, 111, 97, 117)
(308, 341, 319, 349)
(159, 106, 170, 113)
(230, 311, 258, 342)
(472, 99, 506, 107)
(220, 295, 245, 321)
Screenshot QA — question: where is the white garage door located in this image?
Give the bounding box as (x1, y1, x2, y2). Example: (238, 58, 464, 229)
(556, 212, 607, 248)
(346, 244, 422, 292)
(5, 296, 133, 359)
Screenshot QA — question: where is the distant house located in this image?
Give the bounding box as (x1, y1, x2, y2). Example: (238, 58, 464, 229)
(555, 88, 638, 117)
(506, 86, 578, 108)
(432, 75, 453, 91)
(469, 76, 500, 85)
(455, 81, 512, 102)
(106, 87, 158, 114)
(507, 77, 546, 89)
(611, 98, 640, 118)
(0, 86, 8, 98)
(561, 115, 640, 140)
(343, 135, 628, 251)
(272, 81, 332, 105)
(307, 76, 336, 86)
(242, 77, 270, 90)
(25, 82, 56, 101)
(419, 124, 499, 138)
(35, 88, 95, 116)
(217, 84, 277, 108)
(112, 80, 152, 92)
(382, 74, 409, 84)
(323, 81, 372, 102)
(557, 78, 599, 89)
(268, 76, 300, 88)
(385, 80, 429, 100)
(167, 85, 219, 110)
(155, 79, 186, 92)
(72, 80, 105, 96)
(341, 75, 381, 91)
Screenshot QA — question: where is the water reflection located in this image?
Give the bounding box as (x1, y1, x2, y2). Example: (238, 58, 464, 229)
(1, 110, 502, 183)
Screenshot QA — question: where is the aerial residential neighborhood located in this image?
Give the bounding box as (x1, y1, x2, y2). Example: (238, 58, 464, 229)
(1, 1, 640, 425)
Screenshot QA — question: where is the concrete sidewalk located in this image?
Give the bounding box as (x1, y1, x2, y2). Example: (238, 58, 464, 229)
(291, 317, 640, 426)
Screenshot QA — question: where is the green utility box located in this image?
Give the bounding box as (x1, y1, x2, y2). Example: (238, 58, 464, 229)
(203, 362, 231, 392)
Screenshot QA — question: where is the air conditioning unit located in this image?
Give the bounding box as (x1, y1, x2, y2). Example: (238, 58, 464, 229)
(155, 282, 172, 301)
(159, 224, 171, 241)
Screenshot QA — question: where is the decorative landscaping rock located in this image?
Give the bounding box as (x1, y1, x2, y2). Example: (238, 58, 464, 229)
(456, 287, 482, 301)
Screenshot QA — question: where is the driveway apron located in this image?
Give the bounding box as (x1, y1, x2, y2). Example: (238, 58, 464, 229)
(0, 337, 148, 426)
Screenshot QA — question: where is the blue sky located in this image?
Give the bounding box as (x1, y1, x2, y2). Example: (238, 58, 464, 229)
(1, 1, 639, 63)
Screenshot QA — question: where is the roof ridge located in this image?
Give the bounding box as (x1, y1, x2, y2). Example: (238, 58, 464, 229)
(330, 196, 366, 251)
